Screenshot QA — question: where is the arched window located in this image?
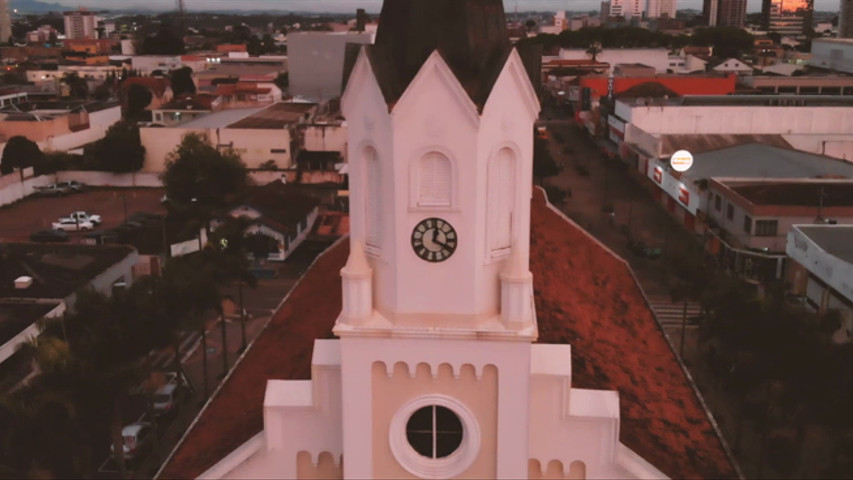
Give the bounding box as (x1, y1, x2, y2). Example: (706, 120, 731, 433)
(364, 147, 381, 250)
(487, 148, 515, 255)
(418, 152, 452, 207)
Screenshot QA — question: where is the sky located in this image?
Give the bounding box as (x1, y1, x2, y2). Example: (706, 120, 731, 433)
(46, 0, 840, 14)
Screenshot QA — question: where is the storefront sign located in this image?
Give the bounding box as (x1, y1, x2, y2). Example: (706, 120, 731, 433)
(670, 150, 694, 172)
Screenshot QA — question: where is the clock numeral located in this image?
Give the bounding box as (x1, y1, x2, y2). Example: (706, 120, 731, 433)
(446, 232, 456, 240)
(418, 248, 427, 258)
(413, 231, 423, 240)
(446, 241, 456, 249)
(435, 251, 444, 261)
(413, 239, 423, 248)
(435, 219, 444, 229)
(417, 224, 427, 233)
(427, 251, 436, 261)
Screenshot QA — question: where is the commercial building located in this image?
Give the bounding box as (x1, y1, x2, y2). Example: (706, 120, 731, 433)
(742, 73, 853, 95)
(762, 0, 814, 36)
(613, 95, 853, 161)
(841, 0, 853, 38)
(609, 0, 646, 17)
(786, 225, 853, 336)
(63, 9, 100, 40)
(0, 100, 121, 151)
(645, 0, 677, 19)
(556, 48, 670, 73)
(139, 102, 317, 172)
(705, 0, 747, 26)
(288, 31, 374, 101)
(810, 38, 853, 74)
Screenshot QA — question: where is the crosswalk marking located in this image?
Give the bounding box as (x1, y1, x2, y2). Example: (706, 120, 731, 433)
(645, 296, 702, 329)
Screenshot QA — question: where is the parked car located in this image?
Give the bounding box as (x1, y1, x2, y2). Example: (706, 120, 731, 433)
(29, 229, 70, 243)
(51, 219, 94, 231)
(111, 423, 154, 461)
(54, 181, 86, 192)
(33, 184, 72, 197)
(152, 382, 188, 416)
(59, 211, 102, 225)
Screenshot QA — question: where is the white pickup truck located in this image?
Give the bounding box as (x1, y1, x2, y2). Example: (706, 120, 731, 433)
(59, 211, 102, 226)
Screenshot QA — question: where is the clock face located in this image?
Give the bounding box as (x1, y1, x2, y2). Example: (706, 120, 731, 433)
(411, 218, 457, 263)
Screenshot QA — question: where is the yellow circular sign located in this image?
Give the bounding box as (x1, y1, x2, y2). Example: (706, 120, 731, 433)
(670, 150, 694, 172)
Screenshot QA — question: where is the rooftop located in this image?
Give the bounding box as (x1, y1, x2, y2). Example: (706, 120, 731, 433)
(0, 243, 136, 300)
(235, 182, 321, 231)
(227, 103, 317, 129)
(682, 144, 853, 182)
(658, 134, 791, 158)
(620, 94, 853, 106)
(721, 180, 853, 207)
(795, 225, 853, 264)
(175, 107, 263, 129)
(158, 190, 737, 479)
(0, 301, 59, 348)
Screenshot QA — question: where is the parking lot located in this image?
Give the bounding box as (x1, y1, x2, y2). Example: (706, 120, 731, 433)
(0, 188, 167, 242)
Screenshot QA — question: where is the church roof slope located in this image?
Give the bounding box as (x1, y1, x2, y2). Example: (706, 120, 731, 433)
(158, 192, 738, 479)
(530, 191, 738, 479)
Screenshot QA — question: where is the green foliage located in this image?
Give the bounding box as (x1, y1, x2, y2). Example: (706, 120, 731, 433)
(141, 23, 185, 54)
(690, 27, 755, 59)
(83, 122, 146, 173)
(274, 72, 289, 93)
(170, 66, 196, 96)
(125, 83, 153, 121)
(161, 133, 250, 212)
(61, 72, 88, 99)
(0, 136, 42, 178)
(533, 136, 560, 180)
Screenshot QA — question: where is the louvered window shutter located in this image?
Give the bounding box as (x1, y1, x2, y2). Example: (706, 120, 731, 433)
(365, 149, 381, 249)
(418, 153, 452, 206)
(488, 149, 514, 253)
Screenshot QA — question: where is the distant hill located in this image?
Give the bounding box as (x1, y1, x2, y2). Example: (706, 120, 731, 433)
(10, 0, 67, 13)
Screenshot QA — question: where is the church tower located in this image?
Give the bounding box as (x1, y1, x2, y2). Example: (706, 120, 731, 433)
(195, 1, 672, 479)
(335, 0, 541, 477)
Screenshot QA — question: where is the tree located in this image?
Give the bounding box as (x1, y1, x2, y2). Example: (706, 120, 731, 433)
(0, 136, 42, 181)
(61, 72, 88, 99)
(125, 83, 153, 122)
(84, 122, 146, 172)
(170, 66, 196, 96)
(161, 133, 250, 214)
(690, 27, 755, 59)
(274, 72, 289, 93)
(585, 41, 603, 62)
(525, 19, 537, 32)
(141, 23, 185, 54)
(533, 135, 560, 183)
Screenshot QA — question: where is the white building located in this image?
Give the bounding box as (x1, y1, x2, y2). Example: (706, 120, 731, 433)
(609, 0, 645, 18)
(155, 1, 738, 479)
(614, 95, 853, 161)
(63, 9, 100, 40)
(139, 102, 317, 173)
(645, 0, 677, 18)
(810, 38, 853, 74)
(558, 48, 670, 73)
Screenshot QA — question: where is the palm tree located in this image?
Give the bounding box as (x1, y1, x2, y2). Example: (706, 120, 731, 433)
(586, 41, 603, 63)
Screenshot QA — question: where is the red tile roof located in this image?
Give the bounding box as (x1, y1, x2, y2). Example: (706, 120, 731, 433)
(158, 191, 737, 479)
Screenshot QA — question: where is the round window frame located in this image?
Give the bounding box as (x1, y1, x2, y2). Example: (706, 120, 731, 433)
(389, 394, 481, 479)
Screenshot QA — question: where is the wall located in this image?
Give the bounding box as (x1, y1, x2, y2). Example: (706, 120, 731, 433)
(304, 123, 348, 156)
(558, 48, 670, 73)
(288, 32, 375, 101)
(0, 302, 65, 366)
(140, 126, 295, 173)
(811, 40, 853, 74)
(788, 226, 853, 306)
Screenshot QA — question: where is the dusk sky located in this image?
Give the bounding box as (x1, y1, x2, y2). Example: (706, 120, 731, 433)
(43, 0, 842, 14)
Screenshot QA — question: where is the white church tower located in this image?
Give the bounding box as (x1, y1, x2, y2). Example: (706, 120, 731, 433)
(199, 1, 670, 478)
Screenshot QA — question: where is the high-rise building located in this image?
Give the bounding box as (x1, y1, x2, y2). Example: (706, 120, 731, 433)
(840, 0, 853, 38)
(646, 0, 677, 19)
(0, 0, 10, 44)
(703, 0, 746, 26)
(601, 0, 612, 19)
(63, 9, 100, 40)
(762, 0, 814, 36)
(610, 0, 645, 18)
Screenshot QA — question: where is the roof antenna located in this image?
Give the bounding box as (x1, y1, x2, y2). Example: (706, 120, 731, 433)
(515, 0, 518, 24)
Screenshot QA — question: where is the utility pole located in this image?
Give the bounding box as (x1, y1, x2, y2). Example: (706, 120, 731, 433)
(176, 0, 186, 38)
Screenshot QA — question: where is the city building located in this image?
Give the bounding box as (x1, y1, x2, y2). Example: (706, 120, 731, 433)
(613, 95, 853, 161)
(609, 0, 646, 17)
(288, 31, 374, 101)
(646, 0, 677, 19)
(716, 0, 747, 26)
(215, 182, 321, 262)
(762, 0, 814, 36)
(810, 38, 853, 74)
(841, 0, 853, 38)
(703, 0, 719, 25)
(151, 94, 222, 126)
(0, 0, 11, 44)
(139, 102, 317, 172)
(0, 100, 121, 152)
(63, 9, 100, 40)
(742, 72, 853, 94)
(556, 48, 670, 73)
(601, 0, 612, 18)
(786, 225, 853, 336)
(157, 0, 738, 478)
